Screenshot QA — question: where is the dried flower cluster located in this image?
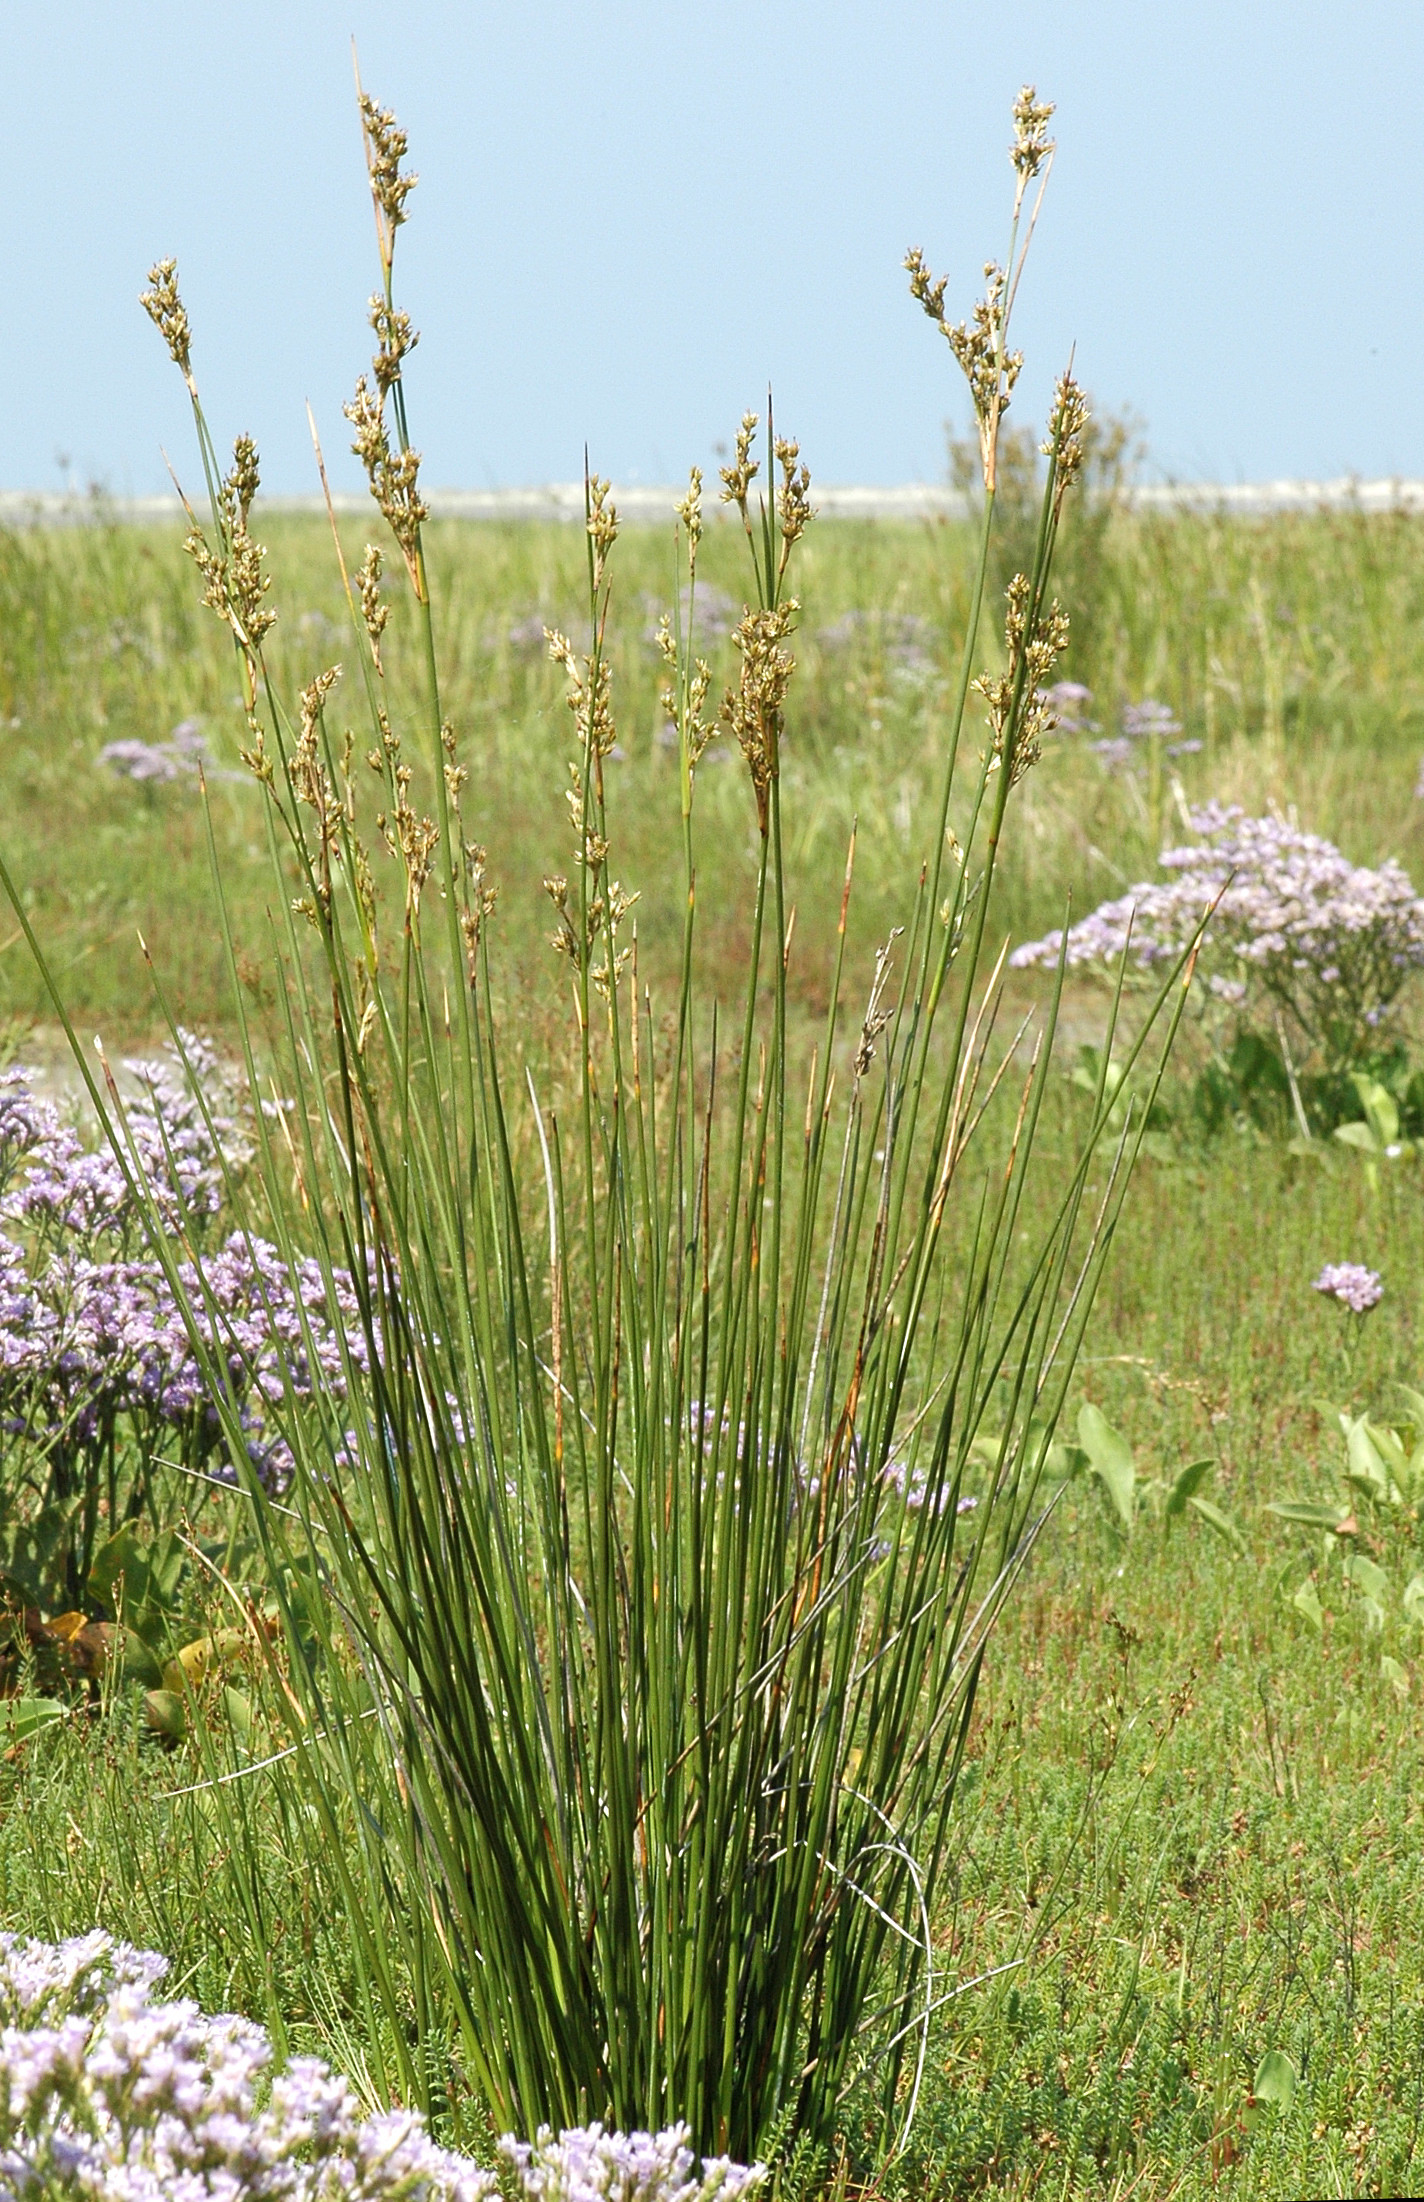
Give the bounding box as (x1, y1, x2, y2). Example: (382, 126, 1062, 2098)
(717, 413, 760, 523)
(1312, 1262, 1383, 1315)
(1040, 369, 1089, 513)
(138, 259, 194, 389)
(345, 375, 428, 591)
(182, 435, 278, 679)
(1010, 84, 1056, 179)
(1010, 803, 1424, 1067)
(0, 1931, 764, 2202)
(906, 87, 1056, 491)
(905, 249, 1023, 496)
(359, 93, 419, 263)
(718, 604, 799, 833)
(1076, 693, 1201, 770)
(974, 574, 1069, 788)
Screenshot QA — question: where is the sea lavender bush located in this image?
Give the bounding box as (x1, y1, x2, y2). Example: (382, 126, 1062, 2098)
(97, 717, 214, 786)
(1011, 801, 1424, 1075)
(3, 81, 1186, 2171)
(0, 1044, 368, 1612)
(0, 1932, 760, 2202)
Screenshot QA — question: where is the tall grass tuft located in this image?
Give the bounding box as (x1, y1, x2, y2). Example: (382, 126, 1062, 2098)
(3, 82, 1187, 2165)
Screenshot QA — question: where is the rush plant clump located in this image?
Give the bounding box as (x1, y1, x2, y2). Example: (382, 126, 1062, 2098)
(0, 78, 1186, 2178)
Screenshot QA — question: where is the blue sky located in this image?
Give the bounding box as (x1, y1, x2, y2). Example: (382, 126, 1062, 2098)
(7, 2, 1422, 494)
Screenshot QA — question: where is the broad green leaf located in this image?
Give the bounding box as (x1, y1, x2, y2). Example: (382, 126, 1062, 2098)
(1381, 1654, 1410, 1698)
(145, 1530, 186, 1609)
(0, 1510, 69, 1608)
(1165, 1457, 1216, 1519)
(142, 1689, 186, 1742)
(1266, 1500, 1350, 1528)
(1187, 1494, 1245, 1552)
(1077, 1404, 1136, 1530)
(1403, 1573, 1424, 1626)
(1253, 2049, 1297, 2111)
(1395, 1384, 1424, 1433)
(1346, 1419, 1391, 1497)
(1292, 1578, 1323, 1630)
(222, 1687, 254, 1739)
(120, 1630, 163, 1688)
(1352, 1074, 1400, 1148)
(1334, 1121, 1379, 1153)
(89, 1526, 189, 1649)
(0, 1698, 65, 1743)
(1345, 1552, 1392, 1606)
(1364, 1420, 1408, 1476)
(88, 1523, 147, 1613)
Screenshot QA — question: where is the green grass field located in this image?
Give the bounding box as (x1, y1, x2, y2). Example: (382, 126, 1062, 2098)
(3, 502, 1424, 2197)
(4, 499, 1423, 1032)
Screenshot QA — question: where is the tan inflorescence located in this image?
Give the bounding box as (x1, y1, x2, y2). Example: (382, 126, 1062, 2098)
(904, 85, 1056, 493)
(719, 603, 799, 835)
(139, 259, 194, 390)
(345, 376, 428, 591)
(974, 574, 1070, 788)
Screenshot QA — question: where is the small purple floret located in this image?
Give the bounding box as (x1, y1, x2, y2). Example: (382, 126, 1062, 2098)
(1312, 1262, 1383, 1314)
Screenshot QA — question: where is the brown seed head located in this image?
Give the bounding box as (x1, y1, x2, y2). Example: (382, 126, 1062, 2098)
(230, 435, 260, 526)
(719, 412, 760, 520)
(973, 574, 1069, 788)
(183, 438, 277, 655)
(344, 375, 427, 585)
(719, 601, 798, 833)
(586, 475, 619, 593)
(1011, 86, 1056, 180)
(358, 94, 418, 246)
(1042, 371, 1090, 514)
(774, 437, 814, 562)
(369, 295, 420, 395)
(903, 247, 949, 330)
(356, 543, 389, 672)
(140, 259, 194, 385)
(675, 465, 704, 558)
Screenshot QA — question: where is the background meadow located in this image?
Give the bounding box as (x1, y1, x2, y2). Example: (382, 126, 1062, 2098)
(3, 491, 1423, 1031)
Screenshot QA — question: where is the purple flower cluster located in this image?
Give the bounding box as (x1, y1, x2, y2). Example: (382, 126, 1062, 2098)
(1010, 803, 1424, 1065)
(1041, 680, 1097, 735)
(1084, 694, 1201, 768)
(0, 1932, 764, 2202)
(881, 1455, 979, 1518)
(96, 718, 212, 786)
(0, 1043, 368, 1491)
(0, 1035, 247, 1238)
(1312, 1263, 1383, 1314)
(0, 1228, 368, 1490)
(504, 2122, 763, 2201)
(0, 1929, 494, 2199)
